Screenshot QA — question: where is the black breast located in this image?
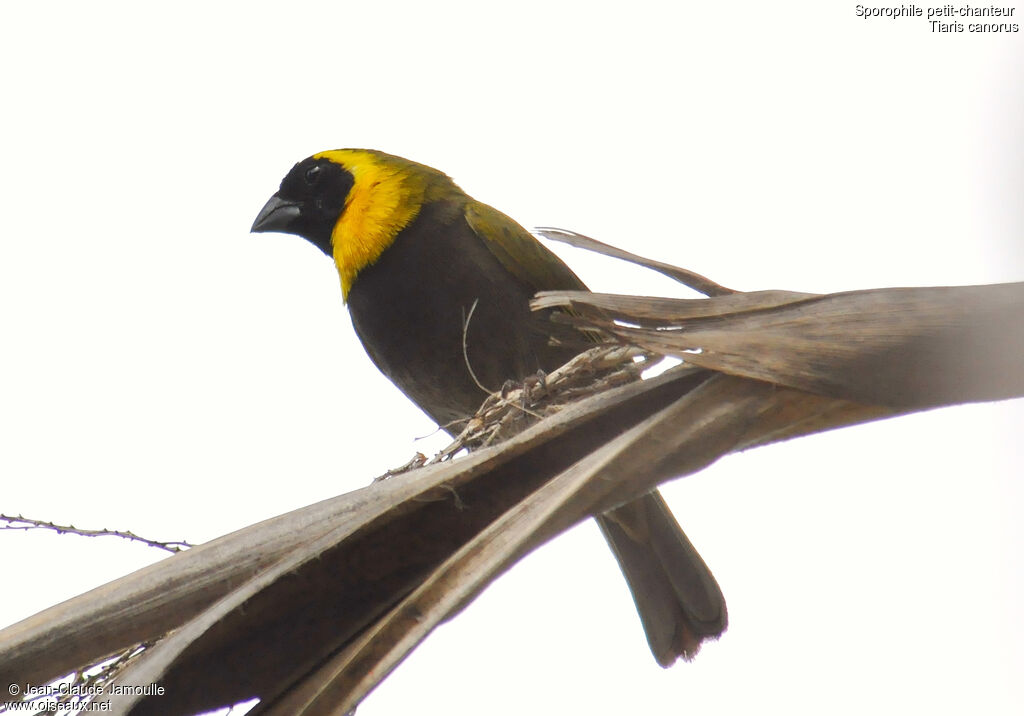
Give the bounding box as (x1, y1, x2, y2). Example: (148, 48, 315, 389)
(346, 200, 582, 429)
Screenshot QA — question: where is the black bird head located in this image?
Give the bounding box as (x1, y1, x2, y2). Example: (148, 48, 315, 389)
(250, 156, 354, 257)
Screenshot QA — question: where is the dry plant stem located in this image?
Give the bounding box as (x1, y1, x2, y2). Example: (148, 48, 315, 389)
(3, 253, 1020, 715)
(534, 228, 736, 297)
(0, 514, 193, 554)
(438, 345, 656, 458)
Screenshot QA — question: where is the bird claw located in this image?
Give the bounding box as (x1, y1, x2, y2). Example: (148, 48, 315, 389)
(499, 370, 548, 405)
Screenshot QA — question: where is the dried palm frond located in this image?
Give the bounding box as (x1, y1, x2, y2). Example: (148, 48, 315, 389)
(2, 235, 1020, 715)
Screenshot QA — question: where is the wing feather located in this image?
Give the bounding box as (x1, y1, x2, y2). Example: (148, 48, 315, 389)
(464, 202, 588, 292)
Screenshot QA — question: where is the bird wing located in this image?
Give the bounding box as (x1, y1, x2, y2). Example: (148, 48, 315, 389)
(464, 201, 588, 292)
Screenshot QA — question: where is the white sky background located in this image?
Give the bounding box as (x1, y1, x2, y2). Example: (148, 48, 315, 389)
(2, 2, 1022, 714)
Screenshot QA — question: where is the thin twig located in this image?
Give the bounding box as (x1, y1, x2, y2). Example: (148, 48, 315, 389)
(426, 345, 656, 463)
(0, 514, 193, 553)
(461, 299, 494, 395)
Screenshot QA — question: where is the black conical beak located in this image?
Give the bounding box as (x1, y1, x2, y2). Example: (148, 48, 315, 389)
(251, 194, 303, 233)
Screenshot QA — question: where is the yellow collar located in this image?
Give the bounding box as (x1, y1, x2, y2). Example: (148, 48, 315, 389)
(315, 149, 427, 299)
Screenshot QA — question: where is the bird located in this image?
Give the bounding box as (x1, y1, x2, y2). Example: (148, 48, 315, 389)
(251, 148, 727, 665)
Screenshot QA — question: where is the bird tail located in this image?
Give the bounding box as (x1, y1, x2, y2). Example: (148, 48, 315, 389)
(595, 490, 727, 666)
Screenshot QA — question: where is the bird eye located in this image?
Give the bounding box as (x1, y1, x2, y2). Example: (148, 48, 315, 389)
(304, 165, 321, 185)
